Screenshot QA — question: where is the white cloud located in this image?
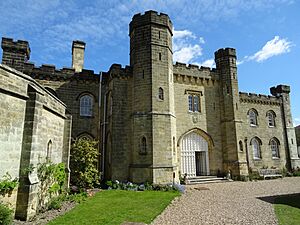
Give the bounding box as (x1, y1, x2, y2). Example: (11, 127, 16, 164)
(173, 29, 196, 39)
(294, 118, 300, 127)
(199, 59, 215, 68)
(248, 36, 292, 62)
(199, 37, 205, 44)
(173, 44, 202, 63)
(173, 29, 204, 63)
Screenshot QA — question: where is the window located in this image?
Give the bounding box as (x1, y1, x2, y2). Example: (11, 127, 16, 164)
(239, 140, 243, 151)
(158, 87, 164, 100)
(270, 138, 280, 158)
(267, 111, 276, 127)
(248, 109, 258, 126)
(80, 95, 93, 116)
(188, 94, 200, 112)
(251, 137, 261, 159)
(173, 136, 176, 155)
(47, 140, 52, 160)
(140, 137, 147, 155)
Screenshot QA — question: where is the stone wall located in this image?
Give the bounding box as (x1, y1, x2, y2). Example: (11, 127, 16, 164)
(0, 64, 71, 221)
(173, 65, 223, 176)
(237, 93, 287, 170)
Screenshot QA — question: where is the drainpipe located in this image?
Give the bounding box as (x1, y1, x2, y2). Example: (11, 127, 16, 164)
(98, 72, 102, 178)
(101, 92, 107, 180)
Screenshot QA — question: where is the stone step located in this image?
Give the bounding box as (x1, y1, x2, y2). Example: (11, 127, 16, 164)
(186, 176, 230, 185)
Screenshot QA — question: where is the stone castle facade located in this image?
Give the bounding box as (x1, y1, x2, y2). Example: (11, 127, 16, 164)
(1, 11, 300, 195)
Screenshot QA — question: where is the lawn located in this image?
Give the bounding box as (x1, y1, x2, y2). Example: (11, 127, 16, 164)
(47, 190, 180, 225)
(274, 194, 300, 225)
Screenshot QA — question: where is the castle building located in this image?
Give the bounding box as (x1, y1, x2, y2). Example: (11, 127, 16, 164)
(1, 10, 300, 189)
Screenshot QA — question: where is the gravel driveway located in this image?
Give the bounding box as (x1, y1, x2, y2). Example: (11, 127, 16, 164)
(152, 177, 300, 225)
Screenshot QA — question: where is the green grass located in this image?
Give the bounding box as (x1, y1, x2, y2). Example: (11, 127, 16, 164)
(47, 190, 180, 225)
(274, 194, 300, 225)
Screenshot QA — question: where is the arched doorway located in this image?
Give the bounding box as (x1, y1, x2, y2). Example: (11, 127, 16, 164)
(181, 131, 210, 177)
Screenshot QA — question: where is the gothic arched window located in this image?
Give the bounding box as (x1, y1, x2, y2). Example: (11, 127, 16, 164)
(80, 95, 93, 117)
(251, 137, 261, 159)
(248, 109, 258, 126)
(270, 138, 280, 158)
(267, 111, 276, 127)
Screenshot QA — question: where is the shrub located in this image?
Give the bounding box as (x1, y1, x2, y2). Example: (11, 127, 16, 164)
(70, 139, 100, 189)
(0, 203, 13, 225)
(0, 173, 18, 196)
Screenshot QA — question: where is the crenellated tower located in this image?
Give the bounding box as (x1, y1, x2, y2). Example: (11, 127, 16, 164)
(129, 10, 177, 183)
(215, 48, 242, 176)
(271, 85, 300, 168)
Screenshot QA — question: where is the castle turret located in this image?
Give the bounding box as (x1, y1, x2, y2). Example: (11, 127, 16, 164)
(271, 85, 300, 168)
(1, 37, 30, 72)
(129, 11, 177, 183)
(215, 48, 242, 176)
(72, 40, 85, 73)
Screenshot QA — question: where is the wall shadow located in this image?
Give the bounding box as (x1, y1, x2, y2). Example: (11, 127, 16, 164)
(257, 193, 300, 209)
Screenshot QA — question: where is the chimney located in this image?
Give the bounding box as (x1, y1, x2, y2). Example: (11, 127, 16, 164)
(72, 40, 85, 73)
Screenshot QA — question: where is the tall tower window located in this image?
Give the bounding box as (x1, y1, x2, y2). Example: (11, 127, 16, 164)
(270, 138, 280, 158)
(140, 137, 147, 155)
(159, 53, 162, 60)
(47, 140, 52, 160)
(239, 140, 243, 151)
(80, 95, 93, 117)
(158, 87, 164, 100)
(188, 94, 200, 112)
(251, 137, 261, 159)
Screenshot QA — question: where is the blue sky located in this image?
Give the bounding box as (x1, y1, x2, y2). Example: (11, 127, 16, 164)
(1, 0, 299, 125)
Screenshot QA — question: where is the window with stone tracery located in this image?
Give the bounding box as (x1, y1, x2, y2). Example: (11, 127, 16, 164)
(270, 138, 280, 158)
(80, 95, 93, 117)
(248, 109, 258, 126)
(267, 111, 276, 127)
(188, 94, 200, 112)
(251, 137, 261, 159)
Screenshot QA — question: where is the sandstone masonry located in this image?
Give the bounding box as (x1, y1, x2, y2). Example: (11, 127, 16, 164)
(1, 11, 299, 200)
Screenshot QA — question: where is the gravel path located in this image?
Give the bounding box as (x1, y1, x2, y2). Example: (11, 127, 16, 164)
(152, 177, 300, 225)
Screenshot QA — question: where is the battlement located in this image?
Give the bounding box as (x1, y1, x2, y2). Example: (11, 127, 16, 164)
(214, 48, 236, 59)
(108, 64, 133, 79)
(239, 91, 281, 105)
(23, 62, 99, 82)
(173, 62, 216, 77)
(270, 84, 290, 96)
(1, 37, 31, 59)
(129, 10, 173, 35)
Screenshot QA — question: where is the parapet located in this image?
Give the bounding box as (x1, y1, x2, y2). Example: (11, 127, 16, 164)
(270, 85, 290, 96)
(1, 37, 31, 59)
(23, 62, 99, 82)
(173, 62, 216, 77)
(239, 92, 281, 105)
(108, 64, 133, 79)
(214, 48, 236, 59)
(129, 10, 173, 35)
